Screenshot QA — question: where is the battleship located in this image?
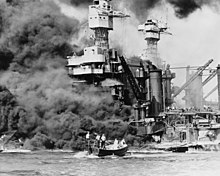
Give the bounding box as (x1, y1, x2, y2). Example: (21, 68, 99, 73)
(66, 0, 220, 153)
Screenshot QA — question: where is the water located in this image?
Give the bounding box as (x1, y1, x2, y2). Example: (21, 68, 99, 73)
(1, 150, 220, 176)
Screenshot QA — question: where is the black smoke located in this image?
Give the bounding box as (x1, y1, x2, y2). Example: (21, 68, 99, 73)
(0, 85, 25, 134)
(0, 0, 79, 72)
(167, 0, 201, 18)
(168, 0, 220, 18)
(0, 48, 13, 70)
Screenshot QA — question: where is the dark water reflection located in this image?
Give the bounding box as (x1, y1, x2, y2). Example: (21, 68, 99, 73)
(0, 151, 220, 176)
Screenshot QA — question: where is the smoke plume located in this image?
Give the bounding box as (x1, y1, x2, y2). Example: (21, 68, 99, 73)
(0, 0, 80, 72)
(0, 85, 25, 134)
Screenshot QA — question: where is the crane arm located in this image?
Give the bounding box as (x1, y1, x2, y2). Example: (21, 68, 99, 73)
(173, 59, 213, 98)
(202, 70, 217, 86)
(110, 11, 130, 18)
(95, 6, 130, 18)
(204, 85, 218, 100)
(119, 56, 143, 101)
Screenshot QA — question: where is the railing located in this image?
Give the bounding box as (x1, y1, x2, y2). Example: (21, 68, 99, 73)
(70, 68, 104, 75)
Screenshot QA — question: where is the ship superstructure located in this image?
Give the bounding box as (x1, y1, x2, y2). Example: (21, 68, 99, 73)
(67, 0, 129, 86)
(66, 0, 175, 119)
(132, 19, 175, 118)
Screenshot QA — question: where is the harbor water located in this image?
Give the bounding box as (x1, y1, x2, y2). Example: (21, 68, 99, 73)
(1, 151, 220, 176)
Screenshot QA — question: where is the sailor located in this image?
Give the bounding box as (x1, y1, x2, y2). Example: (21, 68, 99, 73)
(0, 134, 6, 142)
(86, 131, 92, 154)
(96, 134, 101, 148)
(0, 134, 6, 139)
(101, 134, 106, 149)
(210, 116, 217, 126)
(121, 139, 125, 144)
(86, 131, 90, 140)
(119, 138, 126, 147)
(206, 130, 216, 141)
(113, 138, 119, 149)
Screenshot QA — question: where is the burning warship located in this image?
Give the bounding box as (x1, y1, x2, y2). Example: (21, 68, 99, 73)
(66, 0, 220, 152)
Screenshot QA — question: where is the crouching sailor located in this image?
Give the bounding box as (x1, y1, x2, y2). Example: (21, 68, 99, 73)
(119, 138, 126, 148)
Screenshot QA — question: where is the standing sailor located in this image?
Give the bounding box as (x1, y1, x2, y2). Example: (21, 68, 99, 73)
(101, 134, 106, 149)
(86, 131, 90, 140)
(113, 138, 119, 149)
(86, 131, 92, 154)
(96, 134, 101, 148)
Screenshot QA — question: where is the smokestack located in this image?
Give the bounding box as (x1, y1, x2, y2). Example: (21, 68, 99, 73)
(162, 64, 175, 107)
(149, 68, 163, 116)
(217, 64, 220, 110)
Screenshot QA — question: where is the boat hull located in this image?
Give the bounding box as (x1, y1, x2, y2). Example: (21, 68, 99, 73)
(166, 146, 188, 153)
(92, 145, 128, 157)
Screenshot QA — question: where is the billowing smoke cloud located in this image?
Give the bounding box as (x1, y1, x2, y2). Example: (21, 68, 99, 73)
(0, 48, 13, 70)
(0, 85, 25, 134)
(0, 0, 79, 72)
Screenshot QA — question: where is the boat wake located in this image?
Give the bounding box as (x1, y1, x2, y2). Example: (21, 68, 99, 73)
(1, 149, 32, 153)
(73, 150, 172, 160)
(128, 149, 169, 155)
(73, 151, 99, 159)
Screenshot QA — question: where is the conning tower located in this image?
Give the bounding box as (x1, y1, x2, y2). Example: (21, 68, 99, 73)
(138, 19, 167, 69)
(89, 0, 113, 49)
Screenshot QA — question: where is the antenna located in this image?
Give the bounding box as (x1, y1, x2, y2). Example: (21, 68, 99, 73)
(165, 5, 168, 28)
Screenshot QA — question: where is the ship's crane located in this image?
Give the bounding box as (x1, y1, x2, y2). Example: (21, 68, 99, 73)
(173, 59, 214, 98)
(119, 56, 145, 102)
(202, 69, 217, 86)
(204, 85, 218, 100)
(94, 5, 130, 18)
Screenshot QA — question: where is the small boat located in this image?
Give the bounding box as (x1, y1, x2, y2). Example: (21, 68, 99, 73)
(166, 146, 188, 153)
(91, 144, 128, 157)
